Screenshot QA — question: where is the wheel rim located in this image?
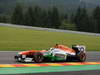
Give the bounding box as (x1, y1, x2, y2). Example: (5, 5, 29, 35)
(37, 55, 43, 62)
(80, 53, 86, 61)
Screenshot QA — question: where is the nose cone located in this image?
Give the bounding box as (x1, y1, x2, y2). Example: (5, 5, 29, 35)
(18, 51, 30, 55)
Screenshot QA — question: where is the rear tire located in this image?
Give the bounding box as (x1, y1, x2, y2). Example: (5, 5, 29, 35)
(77, 52, 86, 62)
(33, 52, 44, 63)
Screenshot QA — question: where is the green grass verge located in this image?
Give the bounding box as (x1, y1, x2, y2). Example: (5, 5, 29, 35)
(0, 26, 100, 51)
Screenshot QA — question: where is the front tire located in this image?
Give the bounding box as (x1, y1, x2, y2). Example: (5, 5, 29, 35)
(33, 52, 44, 63)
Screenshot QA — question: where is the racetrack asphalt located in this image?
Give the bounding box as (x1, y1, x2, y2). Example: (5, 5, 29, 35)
(0, 51, 100, 64)
(0, 51, 100, 75)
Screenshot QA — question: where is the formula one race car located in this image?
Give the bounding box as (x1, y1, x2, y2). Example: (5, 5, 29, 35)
(14, 44, 86, 63)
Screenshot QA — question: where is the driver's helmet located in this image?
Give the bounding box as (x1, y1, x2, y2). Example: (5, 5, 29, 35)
(54, 44, 59, 48)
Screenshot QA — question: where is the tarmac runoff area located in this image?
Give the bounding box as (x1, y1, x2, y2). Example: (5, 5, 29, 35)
(0, 51, 100, 75)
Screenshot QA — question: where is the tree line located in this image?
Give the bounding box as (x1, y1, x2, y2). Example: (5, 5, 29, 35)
(0, 4, 100, 33)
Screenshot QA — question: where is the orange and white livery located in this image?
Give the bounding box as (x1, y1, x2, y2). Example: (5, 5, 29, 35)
(15, 44, 86, 63)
